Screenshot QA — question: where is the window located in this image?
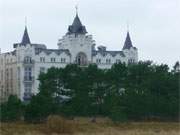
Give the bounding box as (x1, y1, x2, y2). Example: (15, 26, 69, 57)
(51, 58, 56, 62)
(40, 67, 45, 73)
(116, 59, 121, 63)
(96, 59, 101, 64)
(76, 52, 87, 66)
(106, 59, 111, 64)
(17, 67, 20, 80)
(1, 59, 3, 64)
(24, 84, 32, 100)
(61, 58, 66, 63)
(40, 57, 45, 62)
(24, 84, 32, 93)
(128, 59, 135, 64)
(10, 68, 13, 79)
(24, 67, 32, 81)
(1, 70, 3, 81)
(6, 69, 9, 79)
(24, 56, 33, 63)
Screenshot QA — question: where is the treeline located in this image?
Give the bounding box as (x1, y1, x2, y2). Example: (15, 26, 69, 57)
(0, 61, 179, 122)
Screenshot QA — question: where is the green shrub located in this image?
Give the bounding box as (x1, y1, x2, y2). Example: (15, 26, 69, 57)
(0, 95, 24, 122)
(109, 106, 127, 122)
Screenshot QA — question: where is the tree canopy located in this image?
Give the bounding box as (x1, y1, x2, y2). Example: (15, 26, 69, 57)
(1, 61, 179, 122)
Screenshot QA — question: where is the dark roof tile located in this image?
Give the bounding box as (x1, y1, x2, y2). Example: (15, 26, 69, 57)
(21, 26, 31, 45)
(123, 32, 133, 50)
(67, 14, 87, 35)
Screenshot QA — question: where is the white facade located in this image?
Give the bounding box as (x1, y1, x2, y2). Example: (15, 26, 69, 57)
(0, 13, 138, 102)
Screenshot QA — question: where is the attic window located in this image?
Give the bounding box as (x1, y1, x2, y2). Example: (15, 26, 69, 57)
(51, 58, 56, 62)
(116, 59, 121, 63)
(61, 58, 66, 63)
(24, 56, 32, 63)
(40, 57, 45, 62)
(96, 59, 101, 64)
(106, 59, 111, 64)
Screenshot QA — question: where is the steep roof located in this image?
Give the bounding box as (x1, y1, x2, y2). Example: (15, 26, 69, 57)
(35, 48, 71, 56)
(67, 14, 87, 35)
(21, 26, 31, 45)
(72, 14, 82, 26)
(122, 32, 133, 50)
(92, 50, 125, 57)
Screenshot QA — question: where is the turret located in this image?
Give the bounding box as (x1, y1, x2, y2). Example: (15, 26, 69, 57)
(21, 26, 31, 45)
(122, 31, 133, 50)
(14, 26, 31, 48)
(66, 9, 87, 35)
(122, 31, 138, 63)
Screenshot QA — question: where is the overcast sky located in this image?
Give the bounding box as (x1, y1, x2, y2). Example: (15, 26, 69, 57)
(0, 0, 180, 67)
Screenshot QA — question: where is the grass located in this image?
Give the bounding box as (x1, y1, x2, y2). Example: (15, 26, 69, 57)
(0, 117, 180, 135)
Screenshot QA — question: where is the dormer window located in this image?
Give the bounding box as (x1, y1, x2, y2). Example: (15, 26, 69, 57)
(24, 56, 32, 63)
(128, 59, 135, 64)
(96, 59, 101, 64)
(51, 58, 56, 62)
(40, 57, 45, 62)
(106, 59, 111, 64)
(61, 58, 66, 63)
(116, 59, 121, 63)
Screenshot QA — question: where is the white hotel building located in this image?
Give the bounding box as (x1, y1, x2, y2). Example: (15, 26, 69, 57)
(0, 12, 138, 102)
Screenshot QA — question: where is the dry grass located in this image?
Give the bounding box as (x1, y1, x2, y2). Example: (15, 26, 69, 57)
(46, 115, 75, 134)
(0, 117, 180, 135)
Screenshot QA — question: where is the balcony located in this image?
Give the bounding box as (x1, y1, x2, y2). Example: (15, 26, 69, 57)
(23, 59, 35, 65)
(23, 92, 32, 101)
(24, 76, 34, 82)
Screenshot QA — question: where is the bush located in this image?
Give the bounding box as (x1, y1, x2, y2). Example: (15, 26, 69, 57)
(46, 115, 75, 134)
(0, 95, 24, 122)
(24, 94, 57, 122)
(109, 106, 127, 122)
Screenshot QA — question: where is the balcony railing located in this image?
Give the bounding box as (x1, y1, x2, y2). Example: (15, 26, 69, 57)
(23, 92, 32, 101)
(23, 60, 35, 65)
(24, 76, 34, 82)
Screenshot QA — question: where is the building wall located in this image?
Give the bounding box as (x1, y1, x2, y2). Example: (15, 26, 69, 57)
(0, 38, 138, 102)
(0, 52, 19, 102)
(33, 51, 71, 95)
(0, 25, 138, 102)
(58, 34, 95, 63)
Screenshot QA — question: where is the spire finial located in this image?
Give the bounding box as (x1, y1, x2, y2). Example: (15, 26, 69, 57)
(25, 16, 27, 27)
(75, 5, 78, 15)
(127, 20, 129, 32)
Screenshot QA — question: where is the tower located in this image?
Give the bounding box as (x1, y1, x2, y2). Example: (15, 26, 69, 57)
(122, 31, 138, 63)
(58, 7, 95, 66)
(66, 8, 87, 35)
(123, 31, 133, 50)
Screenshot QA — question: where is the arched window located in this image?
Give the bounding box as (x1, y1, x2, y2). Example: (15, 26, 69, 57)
(76, 52, 87, 66)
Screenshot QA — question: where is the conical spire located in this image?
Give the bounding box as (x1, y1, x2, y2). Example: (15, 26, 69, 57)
(67, 7, 87, 35)
(123, 31, 133, 50)
(72, 14, 82, 27)
(21, 26, 31, 45)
